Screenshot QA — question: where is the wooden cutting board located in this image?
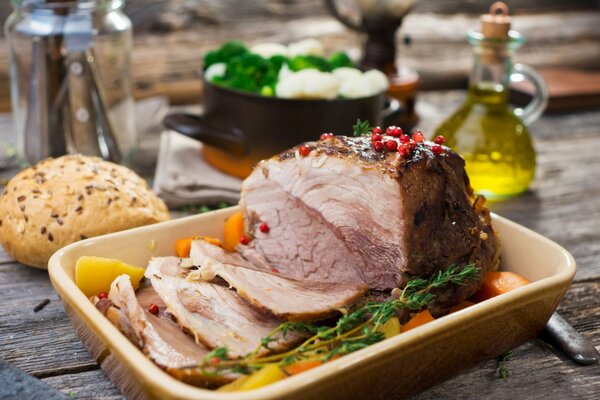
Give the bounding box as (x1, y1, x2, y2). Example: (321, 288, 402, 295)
(511, 68, 600, 112)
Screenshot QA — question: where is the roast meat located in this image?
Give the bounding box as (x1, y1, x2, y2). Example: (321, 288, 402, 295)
(240, 135, 500, 312)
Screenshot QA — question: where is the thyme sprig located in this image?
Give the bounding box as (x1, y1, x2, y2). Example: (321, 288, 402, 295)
(194, 264, 480, 376)
(497, 351, 513, 380)
(353, 118, 372, 137)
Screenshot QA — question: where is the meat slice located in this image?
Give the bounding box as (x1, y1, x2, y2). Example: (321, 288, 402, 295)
(240, 135, 500, 311)
(104, 275, 237, 386)
(109, 275, 208, 368)
(145, 257, 298, 357)
(189, 239, 368, 321)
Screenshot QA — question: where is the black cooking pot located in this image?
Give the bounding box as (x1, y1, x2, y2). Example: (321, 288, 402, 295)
(164, 80, 402, 177)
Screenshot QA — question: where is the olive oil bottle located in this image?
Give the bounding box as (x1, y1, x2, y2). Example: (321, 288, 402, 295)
(435, 2, 547, 199)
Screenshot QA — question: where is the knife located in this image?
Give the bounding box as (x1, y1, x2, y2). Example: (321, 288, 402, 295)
(543, 312, 599, 365)
(0, 358, 67, 399)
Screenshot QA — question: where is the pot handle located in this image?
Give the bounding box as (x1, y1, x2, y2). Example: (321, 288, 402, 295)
(163, 113, 246, 156)
(380, 97, 403, 127)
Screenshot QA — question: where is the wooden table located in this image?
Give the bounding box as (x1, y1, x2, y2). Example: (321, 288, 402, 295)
(0, 91, 599, 399)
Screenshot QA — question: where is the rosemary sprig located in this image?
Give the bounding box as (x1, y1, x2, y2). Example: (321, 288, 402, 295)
(353, 118, 372, 137)
(191, 264, 480, 376)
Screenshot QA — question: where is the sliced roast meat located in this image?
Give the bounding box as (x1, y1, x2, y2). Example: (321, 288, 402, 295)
(189, 239, 368, 321)
(240, 135, 500, 312)
(145, 257, 300, 357)
(109, 275, 208, 368)
(104, 275, 237, 386)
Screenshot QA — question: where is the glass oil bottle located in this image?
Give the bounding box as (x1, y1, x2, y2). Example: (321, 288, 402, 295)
(435, 2, 548, 199)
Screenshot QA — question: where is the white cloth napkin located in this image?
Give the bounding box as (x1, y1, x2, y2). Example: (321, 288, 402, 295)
(153, 131, 242, 207)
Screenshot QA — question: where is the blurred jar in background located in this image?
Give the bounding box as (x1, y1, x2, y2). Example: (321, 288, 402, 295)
(5, 0, 136, 165)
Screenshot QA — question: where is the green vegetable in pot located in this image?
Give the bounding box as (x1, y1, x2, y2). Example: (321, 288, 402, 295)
(203, 39, 357, 96)
(267, 55, 289, 74)
(203, 40, 249, 70)
(329, 51, 354, 69)
(221, 53, 271, 93)
(289, 55, 332, 72)
(260, 86, 275, 96)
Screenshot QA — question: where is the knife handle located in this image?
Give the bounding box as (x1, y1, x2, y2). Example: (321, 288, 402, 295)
(544, 312, 599, 365)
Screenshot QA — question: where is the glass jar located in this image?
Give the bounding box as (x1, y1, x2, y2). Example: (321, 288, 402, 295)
(5, 0, 136, 165)
(435, 29, 548, 199)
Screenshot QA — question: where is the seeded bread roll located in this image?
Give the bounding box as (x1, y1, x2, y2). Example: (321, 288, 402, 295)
(0, 155, 170, 269)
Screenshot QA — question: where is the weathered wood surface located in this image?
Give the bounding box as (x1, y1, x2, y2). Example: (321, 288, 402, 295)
(0, 89, 599, 399)
(1, 4, 599, 110)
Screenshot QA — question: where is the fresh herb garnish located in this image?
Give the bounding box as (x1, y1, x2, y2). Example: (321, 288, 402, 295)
(187, 264, 480, 376)
(205, 346, 230, 362)
(178, 201, 230, 215)
(497, 351, 513, 380)
(353, 119, 372, 137)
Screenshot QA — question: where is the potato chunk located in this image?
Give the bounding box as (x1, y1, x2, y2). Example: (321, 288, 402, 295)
(75, 256, 145, 298)
(238, 364, 286, 391)
(377, 317, 401, 339)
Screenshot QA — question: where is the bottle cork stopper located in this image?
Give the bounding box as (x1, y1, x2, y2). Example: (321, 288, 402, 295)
(481, 2, 511, 39)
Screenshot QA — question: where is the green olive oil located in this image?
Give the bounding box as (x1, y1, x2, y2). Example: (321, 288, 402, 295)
(436, 83, 535, 199)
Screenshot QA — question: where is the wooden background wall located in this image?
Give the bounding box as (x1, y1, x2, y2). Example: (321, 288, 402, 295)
(0, 0, 599, 111)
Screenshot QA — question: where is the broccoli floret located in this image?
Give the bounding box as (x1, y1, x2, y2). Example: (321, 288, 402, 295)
(288, 55, 331, 72)
(219, 40, 248, 60)
(267, 55, 289, 74)
(203, 40, 249, 70)
(203, 50, 221, 70)
(329, 51, 354, 69)
(218, 53, 271, 93)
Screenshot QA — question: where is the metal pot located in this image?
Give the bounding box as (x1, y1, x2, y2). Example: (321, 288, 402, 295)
(164, 80, 402, 177)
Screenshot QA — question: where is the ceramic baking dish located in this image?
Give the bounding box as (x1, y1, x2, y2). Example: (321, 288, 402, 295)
(48, 207, 575, 400)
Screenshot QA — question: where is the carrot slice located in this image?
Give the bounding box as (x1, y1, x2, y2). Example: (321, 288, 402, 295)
(175, 237, 193, 258)
(283, 355, 340, 376)
(449, 301, 475, 313)
(197, 236, 222, 247)
(401, 310, 435, 332)
(223, 211, 245, 251)
(283, 360, 323, 376)
(175, 236, 222, 258)
(471, 271, 530, 302)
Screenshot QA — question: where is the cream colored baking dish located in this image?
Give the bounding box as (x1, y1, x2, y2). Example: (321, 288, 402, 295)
(48, 207, 575, 400)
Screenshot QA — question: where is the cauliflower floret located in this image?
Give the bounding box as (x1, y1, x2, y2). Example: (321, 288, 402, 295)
(204, 62, 226, 81)
(338, 76, 373, 98)
(338, 69, 389, 98)
(288, 38, 325, 57)
(278, 64, 294, 81)
(250, 43, 289, 58)
(362, 69, 389, 94)
(332, 67, 363, 82)
(276, 69, 339, 100)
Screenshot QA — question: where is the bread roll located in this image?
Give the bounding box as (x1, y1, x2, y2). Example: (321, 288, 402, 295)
(0, 155, 170, 269)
